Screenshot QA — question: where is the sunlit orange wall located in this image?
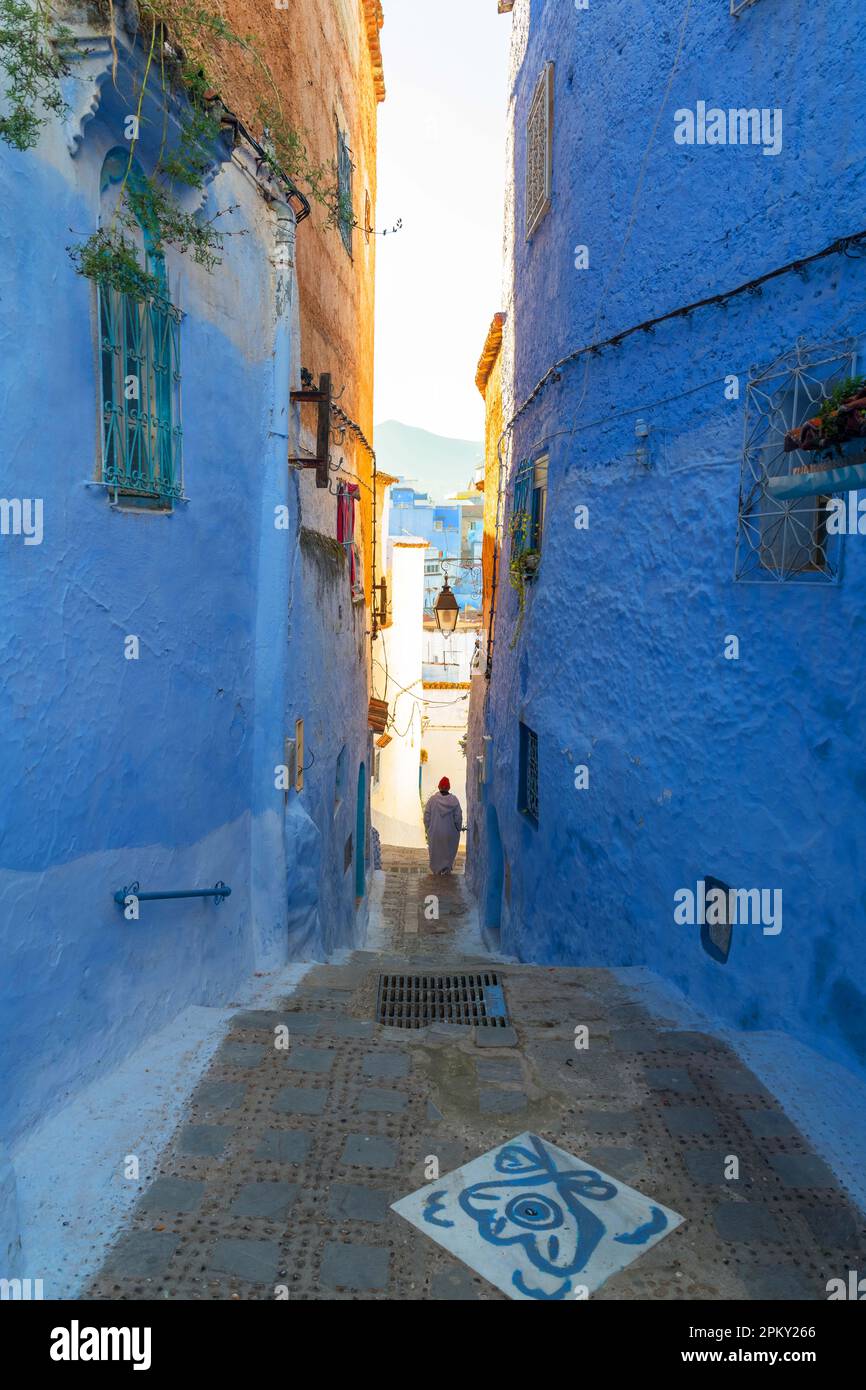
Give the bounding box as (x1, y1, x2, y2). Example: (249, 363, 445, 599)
(213, 0, 384, 601)
(476, 314, 505, 644)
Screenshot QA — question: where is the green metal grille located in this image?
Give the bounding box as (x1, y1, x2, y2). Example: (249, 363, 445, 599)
(337, 128, 353, 255)
(525, 725, 539, 822)
(98, 279, 183, 502)
(519, 721, 539, 826)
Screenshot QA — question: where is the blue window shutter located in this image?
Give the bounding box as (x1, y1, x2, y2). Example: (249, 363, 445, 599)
(512, 461, 532, 554)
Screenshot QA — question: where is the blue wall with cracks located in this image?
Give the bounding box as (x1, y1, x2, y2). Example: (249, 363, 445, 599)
(469, 0, 866, 1085)
(0, 23, 369, 1267)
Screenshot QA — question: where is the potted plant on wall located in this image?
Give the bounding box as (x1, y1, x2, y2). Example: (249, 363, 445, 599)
(784, 376, 866, 462)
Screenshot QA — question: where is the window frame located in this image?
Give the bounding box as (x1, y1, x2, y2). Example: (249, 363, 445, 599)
(735, 341, 852, 584)
(511, 453, 548, 574)
(337, 125, 354, 256)
(525, 62, 554, 240)
(96, 153, 183, 508)
(518, 721, 539, 827)
(337, 480, 364, 600)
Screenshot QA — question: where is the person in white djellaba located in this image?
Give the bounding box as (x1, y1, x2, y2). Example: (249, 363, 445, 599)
(423, 776, 463, 874)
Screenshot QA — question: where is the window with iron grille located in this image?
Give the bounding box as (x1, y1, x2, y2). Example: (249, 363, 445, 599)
(735, 341, 852, 583)
(518, 721, 539, 826)
(511, 454, 548, 573)
(337, 127, 353, 255)
(97, 153, 183, 506)
(99, 280, 182, 505)
(525, 63, 553, 239)
(337, 481, 364, 599)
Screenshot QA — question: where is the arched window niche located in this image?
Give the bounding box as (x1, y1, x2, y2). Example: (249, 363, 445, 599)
(97, 148, 184, 509)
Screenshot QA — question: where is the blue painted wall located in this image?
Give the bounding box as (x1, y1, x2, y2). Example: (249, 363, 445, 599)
(469, 0, 866, 1082)
(390, 492, 461, 553)
(0, 36, 368, 1154)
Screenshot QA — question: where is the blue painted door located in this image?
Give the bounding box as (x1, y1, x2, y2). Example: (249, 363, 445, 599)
(355, 762, 367, 898)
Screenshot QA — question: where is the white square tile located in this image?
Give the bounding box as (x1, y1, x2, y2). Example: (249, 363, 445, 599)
(392, 1131, 683, 1300)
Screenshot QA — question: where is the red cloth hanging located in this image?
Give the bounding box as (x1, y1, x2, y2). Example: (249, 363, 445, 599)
(337, 483, 360, 587)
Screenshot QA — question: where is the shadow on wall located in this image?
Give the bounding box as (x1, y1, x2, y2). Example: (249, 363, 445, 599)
(483, 802, 504, 948)
(284, 798, 322, 957)
(355, 762, 367, 899)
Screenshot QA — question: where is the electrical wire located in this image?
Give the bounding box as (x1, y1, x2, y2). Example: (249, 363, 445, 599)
(372, 660, 471, 713)
(486, 223, 866, 676)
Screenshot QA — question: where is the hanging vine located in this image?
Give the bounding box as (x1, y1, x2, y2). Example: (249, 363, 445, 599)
(0, 0, 71, 150)
(1, 0, 372, 299)
(507, 508, 540, 649)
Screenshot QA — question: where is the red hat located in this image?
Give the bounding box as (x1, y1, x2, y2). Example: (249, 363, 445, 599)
(438, 777, 451, 792)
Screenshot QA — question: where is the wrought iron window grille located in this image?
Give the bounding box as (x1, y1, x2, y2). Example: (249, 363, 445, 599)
(98, 278, 184, 505)
(525, 63, 554, 239)
(735, 339, 855, 583)
(337, 127, 354, 256)
(519, 721, 539, 826)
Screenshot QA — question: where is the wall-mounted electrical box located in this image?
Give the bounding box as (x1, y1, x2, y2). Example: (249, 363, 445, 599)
(295, 719, 305, 793)
(283, 736, 296, 802)
(478, 734, 493, 786)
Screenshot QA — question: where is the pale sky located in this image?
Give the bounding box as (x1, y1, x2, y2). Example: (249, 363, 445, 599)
(373, 0, 511, 442)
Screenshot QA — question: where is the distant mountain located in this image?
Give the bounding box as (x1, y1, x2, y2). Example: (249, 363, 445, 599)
(373, 421, 482, 503)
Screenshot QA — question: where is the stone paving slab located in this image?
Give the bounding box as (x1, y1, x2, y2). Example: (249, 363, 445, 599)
(219, 1043, 268, 1068)
(139, 1177, 205, 1214)
(178, 1124, 232, 1157)
(362, 1053, 410, 1080)
(194, 1081, 246, 1111)
(320, 1241, 390, 1291)
(478, 1087, 527, 1114)
(283, 1046, 336, 1074)
(254, 1130, 313, 1163)
(272, 1086, 328, 1116)
(327, 1183, 392, 1224)
(356, 1086, 409, 1114)
(476, 1057, 523, 1084)
(230, 1182, 298, 1220)
(341, 1135, 399, 1169)
(104, 1231, 180, 1279)
(209, 1238, 282, 1284)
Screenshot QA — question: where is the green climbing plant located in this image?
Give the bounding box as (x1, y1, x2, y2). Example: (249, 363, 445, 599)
(1, 0, 367, 299)
(0, 0, 70, 150)
(507, 509, 540, 649)
(254, 103, 356, 237)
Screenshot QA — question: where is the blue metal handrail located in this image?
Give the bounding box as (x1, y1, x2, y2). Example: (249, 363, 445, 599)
(114, 881, 231, 908)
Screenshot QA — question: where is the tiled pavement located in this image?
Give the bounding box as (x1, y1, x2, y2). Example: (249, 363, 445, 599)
(88, 846, 866, 1300)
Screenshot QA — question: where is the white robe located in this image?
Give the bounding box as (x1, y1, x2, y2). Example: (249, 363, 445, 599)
(423, 792, 463, 873)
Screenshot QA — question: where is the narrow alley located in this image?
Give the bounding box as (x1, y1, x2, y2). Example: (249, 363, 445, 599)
(85, 847, 865, 1303)
(4, 0, 866, 1358)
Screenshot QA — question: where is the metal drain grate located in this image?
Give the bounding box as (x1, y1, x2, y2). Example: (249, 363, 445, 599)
(376, 972, 509, 1029)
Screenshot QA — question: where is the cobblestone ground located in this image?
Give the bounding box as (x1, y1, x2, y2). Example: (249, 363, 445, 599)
(89, 847, 866, 1301)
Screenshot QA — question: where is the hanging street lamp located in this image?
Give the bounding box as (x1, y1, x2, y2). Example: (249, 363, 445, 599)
(433, 569, 460, 637)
